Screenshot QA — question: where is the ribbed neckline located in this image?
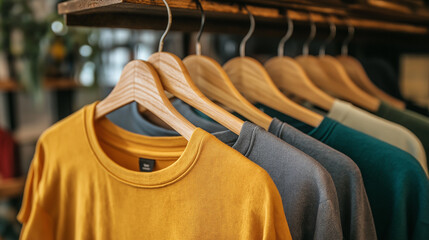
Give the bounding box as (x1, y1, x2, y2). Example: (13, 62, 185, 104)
(307, 117, 338, 142)
(84, 102, 205, 188)
(327, 99, 351, 123)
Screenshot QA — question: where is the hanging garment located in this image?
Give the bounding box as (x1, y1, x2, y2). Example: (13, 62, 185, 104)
(375, 101, 429, 170)
(405, 100, 429, 117)
(257, 104, 429, 240)
(0, 128, 16, 179)
(268, 118, 376, 240)
(18, 102, 292, 240)
(107, 101, 227, 135)
(108, 101, 376, 240)
(326, 99, 427, 174)
(108, 103, 344, 240)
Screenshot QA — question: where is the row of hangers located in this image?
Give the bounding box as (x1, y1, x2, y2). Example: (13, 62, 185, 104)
(95, 0, 406, 141)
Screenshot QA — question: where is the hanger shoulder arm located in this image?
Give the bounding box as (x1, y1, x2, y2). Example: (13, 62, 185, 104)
(265, 57, 334, 111)
(338, 56, 405, 109)
(96, 60, 196, 140)
(318, 56, 380, 112)
(149, 52, 244, 135)
(184, 55, 272, 130)
(225, 57, 323, 127)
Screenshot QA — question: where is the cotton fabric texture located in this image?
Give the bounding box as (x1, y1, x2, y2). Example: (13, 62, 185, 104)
(108, 102, 344, 240)
(109, 101, 377, 240)
(259, 104, 429, 240)
(18, 102, 292, 240)
(269, 118, 376, 240)
(327, 99, 427, 174)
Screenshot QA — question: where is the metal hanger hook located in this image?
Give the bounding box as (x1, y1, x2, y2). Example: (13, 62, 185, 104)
(341, 19, 355, 56)
(195, 0, 205, 56)
(278, 11, 294, 57)
(158, 0, 172, 52)
(319, 16, 336, 57)
(240, 5, 255, 57)
(302, 12, 316, 56)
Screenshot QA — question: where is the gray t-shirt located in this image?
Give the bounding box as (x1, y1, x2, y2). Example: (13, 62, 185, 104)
(107, 100, 227, 135)
(108, 103, 343, 240)
(150, 100, 377, 239)
(269, 118, 377, 240)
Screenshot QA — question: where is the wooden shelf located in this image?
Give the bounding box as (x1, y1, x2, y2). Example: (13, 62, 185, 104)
(0, 177, 25, 199)
(58, 0, 429, 36)
(43, 78, 81, 90)
(1, 79, 81, 92)
(0, 80, 21, 92)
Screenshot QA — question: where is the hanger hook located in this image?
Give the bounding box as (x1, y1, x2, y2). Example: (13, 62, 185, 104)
(195, 0, 205, 56)
(158, 0, 172, 52)
(240, 5, 255, 57)
(319, 16, 336, 57)
(341, 19, 355, 56)
(278, 11, 294, 57)
(302, 12, 316, 56)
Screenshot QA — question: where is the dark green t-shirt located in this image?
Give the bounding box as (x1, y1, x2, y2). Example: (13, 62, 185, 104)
(376, 101, 429, 168)
(257, 104, 429, 240)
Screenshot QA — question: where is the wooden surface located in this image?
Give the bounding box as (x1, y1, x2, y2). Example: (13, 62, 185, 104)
(337, 55, 406, 109)
(0, 177, 25, 200)
(296, 55, 380, 112)
(265, 56, 335, 111)
(0, 79, 83, 91)
(148, 52, 244, 135)
(0, 80, 21, 92)
(58, 0, 429, 35)
(95, 60, 197, 140)
(224, 56, 323, 127)
(184, 55, 272, 130)
(43, 78, 81, 90)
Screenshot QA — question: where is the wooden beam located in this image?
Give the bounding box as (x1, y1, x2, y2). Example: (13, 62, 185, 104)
(43, 78, 81, 90)
(58, 0, 429, 35)
(0, 80, 21, 92)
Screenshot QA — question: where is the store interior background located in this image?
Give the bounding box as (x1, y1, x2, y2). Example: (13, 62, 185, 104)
(1, 0, 429, 237)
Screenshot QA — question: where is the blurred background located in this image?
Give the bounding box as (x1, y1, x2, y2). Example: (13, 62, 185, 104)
(1, 0, 429, 238)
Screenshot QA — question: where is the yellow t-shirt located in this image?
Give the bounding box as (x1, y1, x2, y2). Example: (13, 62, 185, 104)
(18, 102, 291, 239)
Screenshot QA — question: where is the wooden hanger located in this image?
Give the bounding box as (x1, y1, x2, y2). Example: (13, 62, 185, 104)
(147, 0, 243, 135)
(224, 6, 323, 127)
(337, 56, 405, 109)
(336, 23, 405, 109)
(296, 14, 380, 112)
(265, 15, 334, 111)
(95, 60, 196, 140)
(149, 52, 244, 135)
(183, 0, 271, 129)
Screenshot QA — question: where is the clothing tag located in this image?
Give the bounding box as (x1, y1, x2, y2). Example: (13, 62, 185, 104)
(139, 158, 155, 172)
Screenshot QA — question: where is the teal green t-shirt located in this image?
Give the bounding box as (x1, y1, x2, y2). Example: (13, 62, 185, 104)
(257, 104, 429, 240)
(376, 101, 429, 168)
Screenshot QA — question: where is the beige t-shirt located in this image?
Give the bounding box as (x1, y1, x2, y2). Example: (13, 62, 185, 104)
(327, 99, 428, 175)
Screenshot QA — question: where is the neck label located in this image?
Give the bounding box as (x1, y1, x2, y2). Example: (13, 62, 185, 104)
(139, 158, 155, 172)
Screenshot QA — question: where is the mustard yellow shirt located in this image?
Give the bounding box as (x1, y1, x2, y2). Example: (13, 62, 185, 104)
(18, 102, 291, 239)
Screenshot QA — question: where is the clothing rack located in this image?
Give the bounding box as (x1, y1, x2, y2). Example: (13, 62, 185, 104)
(58, 0, 429, 37)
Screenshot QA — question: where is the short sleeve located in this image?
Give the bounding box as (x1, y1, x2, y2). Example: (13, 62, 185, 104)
(17, 139, 54, 240)
(314, 199, 343, 240)
(254, 171, 293, 240)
